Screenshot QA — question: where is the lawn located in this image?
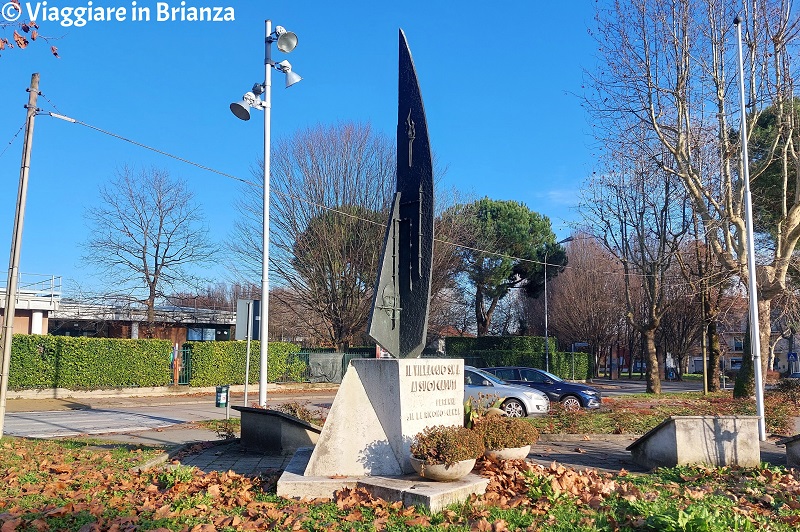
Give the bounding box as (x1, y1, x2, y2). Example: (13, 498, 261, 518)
(529, 390, 797, 436)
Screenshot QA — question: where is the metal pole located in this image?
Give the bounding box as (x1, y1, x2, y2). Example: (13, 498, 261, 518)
(544, 253, 549, 372)
(734, 16, 766, 441)
(244, 300, 253, 407)
(0, 73, 39, 438)
(571, 343, 575, 381)
(259, 20, 273, 408)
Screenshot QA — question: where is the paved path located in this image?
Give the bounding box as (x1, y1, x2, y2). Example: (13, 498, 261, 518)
(5, 391, 335, 439)
(178, 442, 294, 476)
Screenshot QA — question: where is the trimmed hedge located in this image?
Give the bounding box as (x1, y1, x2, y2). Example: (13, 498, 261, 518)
(9, 335, 173, 389)
(9, 336, 307, 390)
(186, 340, 304, 386)
(443, 336, 592, 381)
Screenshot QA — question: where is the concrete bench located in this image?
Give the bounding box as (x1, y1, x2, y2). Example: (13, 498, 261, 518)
(232, 406, 322, 455)
(626, 416, 760, 469)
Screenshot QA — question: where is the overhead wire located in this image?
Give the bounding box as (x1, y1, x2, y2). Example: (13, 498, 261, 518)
(38, 102, 738, 292)
(0, 122, 26, 162)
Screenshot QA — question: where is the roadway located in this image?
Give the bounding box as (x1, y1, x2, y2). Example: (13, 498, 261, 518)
(3, 378, 710, 439)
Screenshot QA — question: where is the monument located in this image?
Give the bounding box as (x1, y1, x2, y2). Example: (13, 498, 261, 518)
(302, 28, 458, 478)
(278, 31, 485, 509)
(367, 29, 435, 360)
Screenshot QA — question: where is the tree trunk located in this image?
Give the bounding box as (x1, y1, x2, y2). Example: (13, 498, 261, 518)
(474, 286, 498, 337)
(758, 298, 772, 379)
(644, 328, 661, 393)
(706, 314, 721, 392)
(145, 290, 156, 339)
(734, 325, 755, 398)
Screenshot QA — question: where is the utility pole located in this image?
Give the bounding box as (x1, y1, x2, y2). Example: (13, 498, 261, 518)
(0, 73, 39, 438)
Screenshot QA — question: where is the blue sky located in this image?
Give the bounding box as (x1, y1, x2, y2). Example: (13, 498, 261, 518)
(0, 0, 597, 294)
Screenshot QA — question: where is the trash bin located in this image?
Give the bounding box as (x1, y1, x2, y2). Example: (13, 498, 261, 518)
(215, 385, 229, 408)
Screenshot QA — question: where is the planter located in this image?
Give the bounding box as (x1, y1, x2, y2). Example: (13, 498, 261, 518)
(409, 456, 476, 481)
(484, 444, 531, 461)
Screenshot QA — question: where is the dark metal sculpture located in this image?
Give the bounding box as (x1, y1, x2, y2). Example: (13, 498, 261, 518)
(368, 30, 434, 359)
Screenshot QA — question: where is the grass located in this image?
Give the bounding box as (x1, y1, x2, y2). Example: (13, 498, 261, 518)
(529, 389, 796, 436)
(196, 417, 241, 438)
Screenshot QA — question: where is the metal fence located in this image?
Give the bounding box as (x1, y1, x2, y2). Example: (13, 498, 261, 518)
(289, 351, 374, 383)
(173, 347, 192, 385)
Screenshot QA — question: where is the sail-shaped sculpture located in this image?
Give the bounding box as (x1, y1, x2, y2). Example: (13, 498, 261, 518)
(367, 30, 434, 359)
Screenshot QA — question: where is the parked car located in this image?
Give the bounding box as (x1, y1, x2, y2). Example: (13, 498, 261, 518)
(481, 366, 601, 410)
(464, 366, 550, 417)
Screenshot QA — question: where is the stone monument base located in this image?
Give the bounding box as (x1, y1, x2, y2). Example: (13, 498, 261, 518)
(277, 447, 489, 513)
(304, 358, 464, 477)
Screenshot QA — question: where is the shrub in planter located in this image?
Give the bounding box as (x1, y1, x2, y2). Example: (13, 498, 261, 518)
(410, 424, 484, 467)
(473, 415, 539, 450)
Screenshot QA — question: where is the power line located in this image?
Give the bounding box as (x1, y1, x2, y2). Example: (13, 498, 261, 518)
(40, 108, 732, 292)
(0, 122, 26, 162)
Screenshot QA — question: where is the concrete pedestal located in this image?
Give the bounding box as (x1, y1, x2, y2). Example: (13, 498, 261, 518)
(626, 416, 760, 469)
(304, 358, 464, 477)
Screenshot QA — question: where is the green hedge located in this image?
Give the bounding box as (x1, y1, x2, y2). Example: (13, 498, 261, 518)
(186, 340, 304, 386)
(9, 335, 173, 389)
(443, 336, 592, 381)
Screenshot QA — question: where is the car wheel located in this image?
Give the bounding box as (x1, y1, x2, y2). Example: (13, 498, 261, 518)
(501, 398, 526, 417)
(560, 395, 582, 411)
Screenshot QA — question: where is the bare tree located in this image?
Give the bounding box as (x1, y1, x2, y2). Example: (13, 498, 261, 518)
(589, 0, 800, 394)
(83, 166, 216, 335)
(547, 234, 627, 370)
(229, 122, 395, 349)
(582, 131, 691, 393)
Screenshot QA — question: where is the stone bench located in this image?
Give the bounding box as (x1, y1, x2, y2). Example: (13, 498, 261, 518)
(777, 433, 800, 467)
(232, 406, 322, 455)
(626, 416, 760, 469)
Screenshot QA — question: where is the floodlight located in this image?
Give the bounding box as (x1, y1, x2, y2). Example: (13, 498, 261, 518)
(275, 60, 302, 88)
(284, 70, 303, 88)
(230, 91, 259, 121)
(276, 30, 298, 53)
(230, 100, 251, 121)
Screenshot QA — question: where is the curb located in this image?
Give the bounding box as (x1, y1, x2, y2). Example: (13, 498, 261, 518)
(538, 433, 642, 443)
(9, 383, 340, 401)
(132, 438, 240, 472)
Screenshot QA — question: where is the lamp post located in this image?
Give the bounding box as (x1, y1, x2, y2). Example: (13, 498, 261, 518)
(733, 15, 765, 441)
(544, 236, 573, 373)
(230, 20, 301, 407)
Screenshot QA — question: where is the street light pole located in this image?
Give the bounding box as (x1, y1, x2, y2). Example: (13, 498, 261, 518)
(734, 15, 766, 441)
(230, 20, 300, 408)
(544, 236, 573, 373)
(259, 19, 273, 408)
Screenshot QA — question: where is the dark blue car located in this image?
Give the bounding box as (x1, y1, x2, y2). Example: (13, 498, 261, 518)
(481, 366, 601, 410)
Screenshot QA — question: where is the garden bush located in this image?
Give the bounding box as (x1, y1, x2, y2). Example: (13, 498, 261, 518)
(443, 336, 592, 380)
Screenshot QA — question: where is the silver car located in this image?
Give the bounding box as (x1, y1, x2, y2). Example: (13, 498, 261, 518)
(464, 366, 550, 417)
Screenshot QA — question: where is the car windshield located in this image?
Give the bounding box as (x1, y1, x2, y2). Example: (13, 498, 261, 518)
(470, 367, 509, 385)
(538, 369, 564, 383)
